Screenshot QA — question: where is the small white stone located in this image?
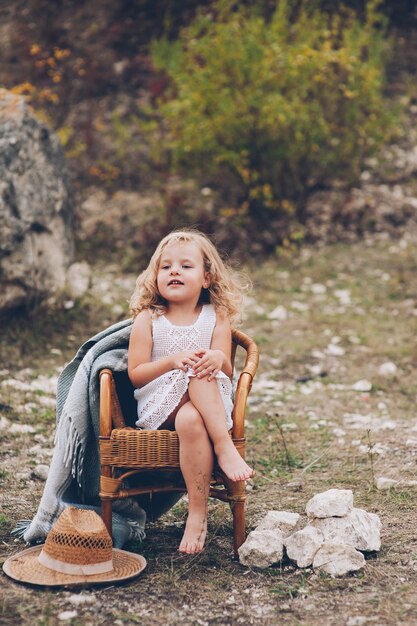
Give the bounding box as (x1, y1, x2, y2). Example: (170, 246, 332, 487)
(267, 305, 288, 321)
(378, 361, 397, 376)
(238, 529, 284, 568)
(351, 379, 372, 392)
(67, 593, 97, 606)
(1, 379, 32, 391)
(326, 344, 346, 356)
(31, 375, 58, 396)
(291, 301, 309, 312)
(9, 424, 36, 434)
(346, 617, 368, 626)
(405, 437, 417, 448)
(0, 416, 11, 430)
(313, 543, 366, 576)
(284, 526, 324, 567)
(311, 283, 326, 294)
(257, 511, 300, 536)
(58, 611, 78, 621)
(66, 261, 91, 299)
(306, 489, 354, 519)
(375, 477, 398, 491)
(32, 464, 50, 480)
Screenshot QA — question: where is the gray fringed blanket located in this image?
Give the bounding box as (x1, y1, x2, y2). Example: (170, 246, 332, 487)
(17, 318, 147, 548)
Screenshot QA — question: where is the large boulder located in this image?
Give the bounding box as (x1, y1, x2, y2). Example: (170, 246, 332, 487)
(0, 89, 74, 313)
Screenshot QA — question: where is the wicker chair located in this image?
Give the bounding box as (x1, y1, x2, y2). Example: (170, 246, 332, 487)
(99, 329, 259, 556)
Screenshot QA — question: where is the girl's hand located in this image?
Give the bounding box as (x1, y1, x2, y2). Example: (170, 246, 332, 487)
(172, 351, 200, 372)
(192, 349, 224, 381)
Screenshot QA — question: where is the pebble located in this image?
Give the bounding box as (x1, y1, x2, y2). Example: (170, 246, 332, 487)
(58, 611, 78, 621)
(267, 305, 288, 320)
(32, 464, 50, 480)
(351, 379, 372, 392)
(326, 343, 346, 356)
(375, 477, 398, 490)
(67, 593, 97, 606)
(378, 361, 397, 376)
(9, 424, 36, 434)
(0, 416, 11, 430)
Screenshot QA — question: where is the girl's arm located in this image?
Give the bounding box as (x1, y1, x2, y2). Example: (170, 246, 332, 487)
(128, 311, 199, 387)
(193, 310, 233, 380)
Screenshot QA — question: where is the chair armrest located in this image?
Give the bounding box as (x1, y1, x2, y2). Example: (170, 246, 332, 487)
(99, 369, 113, 437)
(232, 329, 259, 379)
(231, 330, 259, 439)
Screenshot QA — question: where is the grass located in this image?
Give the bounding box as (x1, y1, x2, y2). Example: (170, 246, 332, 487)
(1, 235, 417, 625)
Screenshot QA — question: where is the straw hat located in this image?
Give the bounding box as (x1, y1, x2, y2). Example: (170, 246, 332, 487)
(3, 507, 146, 587)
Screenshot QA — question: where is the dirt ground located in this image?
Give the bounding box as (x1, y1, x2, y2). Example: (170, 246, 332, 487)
(1, 232, 417, 626)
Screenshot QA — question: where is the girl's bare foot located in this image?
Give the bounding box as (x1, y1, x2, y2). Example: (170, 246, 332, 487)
(179, 512, 207, 554)
(215, 440, 255, 482)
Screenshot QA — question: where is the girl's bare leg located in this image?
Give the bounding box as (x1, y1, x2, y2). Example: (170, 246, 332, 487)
(175, 401, 213, 554)
(187, 377, 254, 482)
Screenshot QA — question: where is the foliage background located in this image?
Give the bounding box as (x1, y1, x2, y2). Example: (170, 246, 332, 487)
(1, 0, 416, 258)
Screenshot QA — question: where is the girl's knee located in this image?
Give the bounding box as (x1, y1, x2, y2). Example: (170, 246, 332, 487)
(175, 403, 204, 435)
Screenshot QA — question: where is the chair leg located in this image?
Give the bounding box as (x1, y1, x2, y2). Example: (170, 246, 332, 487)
(101, 499, 113, 539)
(232, 500, 245, 558)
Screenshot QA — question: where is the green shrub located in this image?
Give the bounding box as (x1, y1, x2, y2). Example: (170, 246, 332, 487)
(151, 0, 395, 227)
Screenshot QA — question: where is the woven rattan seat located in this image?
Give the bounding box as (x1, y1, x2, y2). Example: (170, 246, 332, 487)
(99, 328, 259, 556)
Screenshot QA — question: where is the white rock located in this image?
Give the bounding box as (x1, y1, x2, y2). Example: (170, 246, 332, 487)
(306, 489, 354, 519)
(9, 423, 36, 434)
(310, 508, 381, 552)
(284, 526, 324, 568)
(346, 617, 368, 626)
(58, 611, 78, 621)
(67, 593, 96, 606)
(334, 289, 351, 304)
(238, 530, 284, 568)
(31, 374, 58, 395)
(1, 379, 32, 391)
(0, 416, 11, 430)
(66, 261, 91, 299)
(405, 437, 417, 448)
(313, 543, 366, 576)
(376, 477, 398, 491)
(32, 464, 50, 480)
(267, 305, 287, 321)
(257, 511, 300, 536)
(311, 283, 326, 294)
(351, 379, 372, 392)
(378, 362, 397, 376)
(325, 343, 346, 356)
(291, 301, 309, 312)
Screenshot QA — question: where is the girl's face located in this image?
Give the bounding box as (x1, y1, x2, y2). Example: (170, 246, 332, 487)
(157, 241, 209, 306)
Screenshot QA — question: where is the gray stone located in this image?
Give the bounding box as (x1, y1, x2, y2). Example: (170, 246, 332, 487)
(257, 510, 300, 536)
(284, 526, 324, 568)
(306, 488, 354, 519)
(0, 89, 74, 313)
(32, 464, 49, 480)
(65, 261, 91, 299)
(238, 529, 284, 568)
(312, 542, 366, 576)
(310, 508, 381, 552)
(375, 477, 398, 491)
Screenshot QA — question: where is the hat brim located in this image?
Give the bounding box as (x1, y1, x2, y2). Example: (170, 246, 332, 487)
(3, 545, 146, 588)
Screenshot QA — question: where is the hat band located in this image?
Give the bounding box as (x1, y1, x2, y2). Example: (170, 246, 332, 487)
(38, 549, 114, 575)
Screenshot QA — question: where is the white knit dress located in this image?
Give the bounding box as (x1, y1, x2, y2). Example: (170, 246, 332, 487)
(134, 304, 233, 430)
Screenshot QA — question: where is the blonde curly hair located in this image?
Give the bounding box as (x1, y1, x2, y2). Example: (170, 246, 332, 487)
(129, 229, 249, 324)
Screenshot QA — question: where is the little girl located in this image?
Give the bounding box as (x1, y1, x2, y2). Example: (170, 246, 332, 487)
(128, 228, 254, 555)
